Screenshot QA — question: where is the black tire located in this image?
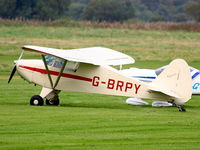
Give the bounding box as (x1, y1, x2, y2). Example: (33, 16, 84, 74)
(46, 96, 59, 106)
(30, 95, 44, 106)
(179, 107, 186, 112)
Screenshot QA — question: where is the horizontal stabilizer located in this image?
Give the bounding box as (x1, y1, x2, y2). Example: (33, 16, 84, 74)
(148, 59, 192, 104)
(148, 86, 182, 99)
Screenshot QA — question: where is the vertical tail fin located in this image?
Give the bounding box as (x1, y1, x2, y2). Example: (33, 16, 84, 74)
(148, 59, 192, 104)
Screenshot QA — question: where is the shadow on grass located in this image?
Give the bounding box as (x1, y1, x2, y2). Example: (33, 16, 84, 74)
(60, 102, 154, 111)
(59, 101, 200, 112)
(2, 100, 199, 112)
(0, 98, 152, 111)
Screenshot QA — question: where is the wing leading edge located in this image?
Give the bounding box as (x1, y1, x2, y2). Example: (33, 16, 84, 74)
(22, 45, 135, 66)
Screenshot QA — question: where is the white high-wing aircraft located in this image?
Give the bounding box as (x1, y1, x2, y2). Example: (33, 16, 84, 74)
(8, 45, 192, 111)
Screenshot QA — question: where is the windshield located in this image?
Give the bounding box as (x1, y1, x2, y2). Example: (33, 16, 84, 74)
(45, 56, 79, 72)
(45, 56, 54, 66)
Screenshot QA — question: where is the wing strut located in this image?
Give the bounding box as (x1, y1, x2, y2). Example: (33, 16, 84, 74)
(53, 60, 67, 89)
(42, 55, 54, 89)
(41, 55, 67, 90)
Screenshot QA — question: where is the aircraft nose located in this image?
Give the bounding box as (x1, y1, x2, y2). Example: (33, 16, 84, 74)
(14, 60, 18, 65)
(15, 60, 34, 83)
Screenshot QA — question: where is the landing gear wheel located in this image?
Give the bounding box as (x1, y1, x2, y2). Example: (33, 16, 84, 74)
(46, 96, 59, 106)
(30, 95, 44, 106)
(178, 106, 186, 112)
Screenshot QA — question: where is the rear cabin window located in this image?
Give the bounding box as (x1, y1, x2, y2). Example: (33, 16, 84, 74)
(45, 56, 79, 72)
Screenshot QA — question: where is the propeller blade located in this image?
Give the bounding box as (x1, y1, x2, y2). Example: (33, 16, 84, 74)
(18, 50, 24, 60)
(8, 65, 17, 83)
(8, 51, 23, 84)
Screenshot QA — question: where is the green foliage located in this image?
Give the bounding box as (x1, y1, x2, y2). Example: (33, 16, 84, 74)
(83, 0, 135, 22)
(70, 0, 194, 22)
(185, 1, 200, 22)
(0, 0, 71, 20)
(0, 0, 199, 22)
(0, 0, 19, 19)
(68, 2, 86, 20)
(140, 0, 191, 22)
(73, 0, 90, 4)
(129, 0, 153, 22)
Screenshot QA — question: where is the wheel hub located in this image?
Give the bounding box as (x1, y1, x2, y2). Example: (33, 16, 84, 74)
(49, 100, 54, 104)
(33, 100, 39, 105)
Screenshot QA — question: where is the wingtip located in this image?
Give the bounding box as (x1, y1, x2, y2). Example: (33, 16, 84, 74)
(21, 45, 25, 49)
(21, 45, 29, 49)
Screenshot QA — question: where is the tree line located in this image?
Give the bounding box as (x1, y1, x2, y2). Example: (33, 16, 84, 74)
(0, 0, 71, 20)
(0, 0, 200, 22)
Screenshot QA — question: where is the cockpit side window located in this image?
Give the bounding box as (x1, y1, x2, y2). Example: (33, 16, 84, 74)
(65, 61, 79, 72)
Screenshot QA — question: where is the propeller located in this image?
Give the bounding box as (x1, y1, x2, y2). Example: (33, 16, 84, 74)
(8, 65, 16, 83)
(8, 50, 24, 83)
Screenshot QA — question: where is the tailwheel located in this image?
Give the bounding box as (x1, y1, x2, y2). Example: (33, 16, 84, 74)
(46, 96, 59, 106)
(30, 95, 44, 106)
(177, 105, 186, 112)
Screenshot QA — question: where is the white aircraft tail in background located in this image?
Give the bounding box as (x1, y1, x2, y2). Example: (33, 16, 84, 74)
(191, 69, 200, 94)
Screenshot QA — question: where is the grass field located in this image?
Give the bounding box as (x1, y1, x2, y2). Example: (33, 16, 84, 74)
(0, 23, 200, 150)
(1, 79, 200, 150)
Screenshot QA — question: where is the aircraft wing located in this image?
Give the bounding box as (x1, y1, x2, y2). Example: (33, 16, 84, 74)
(22, 45, 135, 66)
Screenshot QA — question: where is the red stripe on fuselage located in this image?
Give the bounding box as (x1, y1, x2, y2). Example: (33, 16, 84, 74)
(19, 66, 92, 82)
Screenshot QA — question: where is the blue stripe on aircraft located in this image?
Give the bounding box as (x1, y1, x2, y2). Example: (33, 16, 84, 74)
(192, 71, 200, 79)
(132, 76, 156, 79)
